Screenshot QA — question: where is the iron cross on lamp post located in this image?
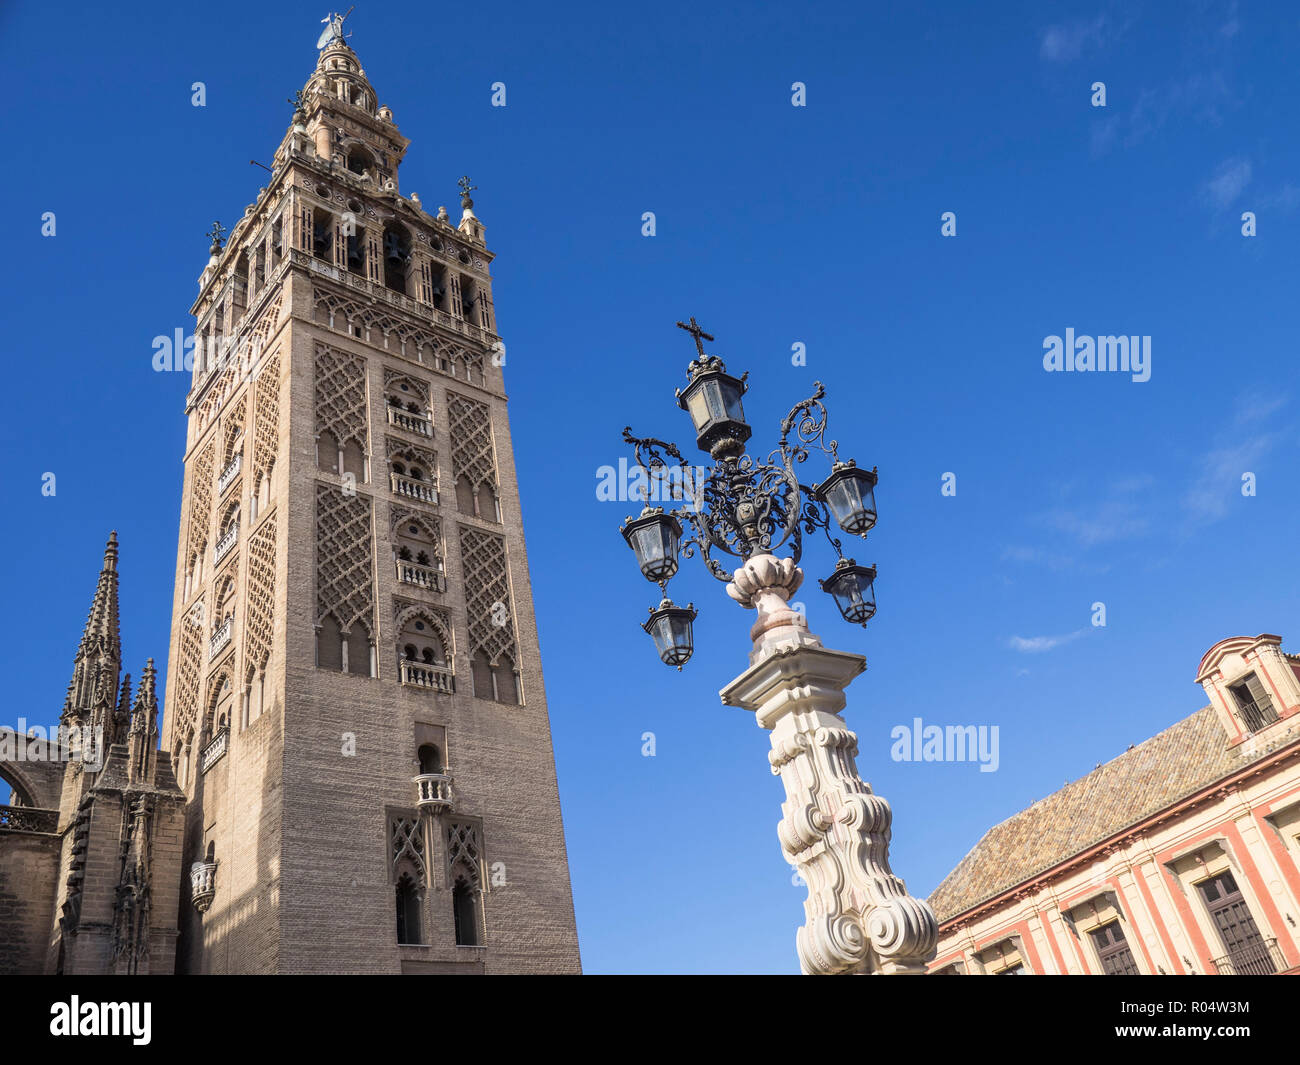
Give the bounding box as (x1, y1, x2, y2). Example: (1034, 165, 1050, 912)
(619, 318, 938, 975)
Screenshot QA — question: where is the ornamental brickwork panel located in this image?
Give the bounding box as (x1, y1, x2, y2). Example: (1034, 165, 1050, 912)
(458, 527, 515, 666)
(315, 483, 375, 637)
(314, 342, 369, 454)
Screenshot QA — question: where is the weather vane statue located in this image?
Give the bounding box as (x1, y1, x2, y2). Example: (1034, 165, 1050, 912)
(317, 7, 354, 49)
(458, 176, 478, 210)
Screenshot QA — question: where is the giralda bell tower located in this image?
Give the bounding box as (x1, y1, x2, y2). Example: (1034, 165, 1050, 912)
(161, 17, 580, 973)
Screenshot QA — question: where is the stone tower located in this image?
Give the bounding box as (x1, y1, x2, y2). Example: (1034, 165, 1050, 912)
(161, 23, 580, 973)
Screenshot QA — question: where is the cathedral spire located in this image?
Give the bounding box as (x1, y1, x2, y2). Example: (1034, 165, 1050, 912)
(62, 532, 123, 728)
(112, 672, 133, 749)
(127, 659, 159, 784)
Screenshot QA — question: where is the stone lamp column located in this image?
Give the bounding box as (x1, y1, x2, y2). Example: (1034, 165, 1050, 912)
(719, 554, 938, 975)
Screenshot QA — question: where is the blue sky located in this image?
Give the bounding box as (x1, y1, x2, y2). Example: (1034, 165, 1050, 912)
(2, 1, 1297, 973)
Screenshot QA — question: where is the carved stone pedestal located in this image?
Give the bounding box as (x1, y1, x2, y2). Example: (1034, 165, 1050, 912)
(720, 554, 937, 974)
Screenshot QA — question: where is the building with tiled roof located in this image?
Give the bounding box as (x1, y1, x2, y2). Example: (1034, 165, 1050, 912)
(928, 634, 1300, 975)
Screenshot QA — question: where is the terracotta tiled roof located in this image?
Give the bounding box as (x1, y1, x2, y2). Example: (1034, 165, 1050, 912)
(928, 706, 1300, 923)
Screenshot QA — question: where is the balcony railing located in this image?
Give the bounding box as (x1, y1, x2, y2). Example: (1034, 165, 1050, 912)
(200, 726, 229, 773)
(1212, 937, 1285, 976)
(209, 616, 233, 659)
(190, 859, 218, 913)
(387, 405, 433, 437)
(0, 805, 59, 834)
(395, 558, 446, 592)
(217, 452, 243, 495)
(399, 660, 455, 694)
(214, 523, 239, 564)
(1238, 698, 1279, 734)
(413, 772, 454, 813)
(390, 472, 438, 505)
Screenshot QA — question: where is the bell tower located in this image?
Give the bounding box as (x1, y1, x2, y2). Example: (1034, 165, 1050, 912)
(161, 18, 580, 973)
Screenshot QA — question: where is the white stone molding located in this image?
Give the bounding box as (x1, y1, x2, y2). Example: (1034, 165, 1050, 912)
(720, 553, 938, 974)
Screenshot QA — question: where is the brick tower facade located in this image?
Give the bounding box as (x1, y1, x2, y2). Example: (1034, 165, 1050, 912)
(161, 23, 580, 973)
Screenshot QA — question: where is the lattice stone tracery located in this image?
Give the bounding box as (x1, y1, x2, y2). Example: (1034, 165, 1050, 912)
(447, 393, 497, 488)
(173, 605, 204, 746)
(391, 815, 426, 878)
(315, 483, 375, 636)
(197, 291, 283, 431)
(252, 348, 281, 481)
(459, 527, 515, 666)
(446, 822, 481, 886)
(314, 342, 369, 452)
(222, 396, 246, 463)
(245, 516, 277, 672)
(187, 440, 216, 562)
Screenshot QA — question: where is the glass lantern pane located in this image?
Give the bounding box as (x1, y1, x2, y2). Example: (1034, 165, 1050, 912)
(686, 389, 711, 431)
(721, 384, 745, 422)
(703, 381, 727, 422)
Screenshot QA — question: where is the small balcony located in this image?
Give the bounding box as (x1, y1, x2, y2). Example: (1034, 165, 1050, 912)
(399, 660, 455, 694)
(387, 405, 433, 437)
(413, 772, 454, 814)
(214, 523, 239, 564)
(395, 558, 446, 592)
(1212, 937, 1285, 976)
(1238, 698, 1279, 734)
(390, 472, 438, 505)
(217, 452, 243, 496)
(209, 616, 233, 659)
(190, 859, 218, 913)
(200, 726, 229, 773)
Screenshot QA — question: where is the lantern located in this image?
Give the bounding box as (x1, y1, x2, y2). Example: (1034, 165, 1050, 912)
(819, 559, 877, 626)
(815, 460, 878, 536)
(642, 598, 698, 668)
(620, 507, 683, 582)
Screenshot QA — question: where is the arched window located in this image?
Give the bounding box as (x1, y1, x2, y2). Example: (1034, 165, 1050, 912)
(210, 676, 233, 733)
(346, 146, 374, 176)
(345, 216, 366, 277)
(417, 744, 442, 775)
(452, 875, 480, 946)
(471, 650, 494, 701)
(312, 209, 334, 261)
(396, 873, 422, 945)
(392, 518, 442, 576)
(492, 655, 519, 706)
(317, 614, 343, 671)
(341, 439, 366, 481)
(456, 475, 476, 515)
(317, 430, 339, 474)
(216, 577, 236, 627)
(382, 223, 411, 293)
(345, 626, 372, 677)
(477, 481, 499, 523)
(397, 617, 446, 668)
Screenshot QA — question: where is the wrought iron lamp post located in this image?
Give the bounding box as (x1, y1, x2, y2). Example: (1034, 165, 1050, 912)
(619, 318, 938, 975)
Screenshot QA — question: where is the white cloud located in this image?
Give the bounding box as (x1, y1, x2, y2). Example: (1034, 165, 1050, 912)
(1008, 630, 1086, 654)
(1203, 157, 1253, 208)
(1040, 16, 1109, 62)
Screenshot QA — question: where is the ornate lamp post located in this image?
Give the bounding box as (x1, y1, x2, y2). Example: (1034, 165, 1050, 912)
(619, 318, 938, 975)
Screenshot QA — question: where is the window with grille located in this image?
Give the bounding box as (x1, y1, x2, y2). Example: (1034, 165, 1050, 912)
(1089, 921, 1140, 975)
(1228, 673, 1278, 733)
(1198, 870, 1277, 975)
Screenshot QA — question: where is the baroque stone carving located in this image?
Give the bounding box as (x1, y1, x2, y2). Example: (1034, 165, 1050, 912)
(720, 553, 938, 975)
